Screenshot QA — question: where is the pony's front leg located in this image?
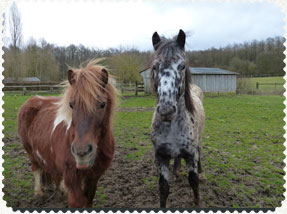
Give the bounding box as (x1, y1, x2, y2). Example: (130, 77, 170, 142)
(32, 169, 44, 197)
(155, 150, 170, 208)
(184, 152, 200, 206)
(85, 179, 98, 208)
(68, 190, 87, 208)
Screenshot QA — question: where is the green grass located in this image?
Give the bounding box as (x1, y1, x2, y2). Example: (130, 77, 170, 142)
(2, 92, 285, 207)
(241, 76, 285, 92)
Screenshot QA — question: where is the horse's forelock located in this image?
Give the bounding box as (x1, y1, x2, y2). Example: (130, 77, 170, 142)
(150, 37, 194, 114)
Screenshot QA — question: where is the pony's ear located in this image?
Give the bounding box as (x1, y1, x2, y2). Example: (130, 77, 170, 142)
(101, 68, 108, 88)
(176, 29, 186, 49)
(152, 31, 161, 50)
(67, 69, 75, 85)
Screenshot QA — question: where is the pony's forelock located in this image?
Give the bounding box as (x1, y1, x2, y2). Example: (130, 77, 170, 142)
(53, 59, 117, 132)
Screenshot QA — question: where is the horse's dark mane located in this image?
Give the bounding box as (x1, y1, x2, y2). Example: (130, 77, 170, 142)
(185, 66, 195, 115)
(150, 36, 195, 115)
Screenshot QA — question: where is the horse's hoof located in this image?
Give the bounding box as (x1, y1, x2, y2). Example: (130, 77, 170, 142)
(194, 198, 202, 207)
(173, 172, 180, 180)
(195, 201, 202, 208)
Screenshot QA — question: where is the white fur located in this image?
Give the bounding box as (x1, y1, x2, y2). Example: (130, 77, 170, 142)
(59, 179, 68, 195)
(52, 102, 72, 134)
(33, 169, 43, 196)
(36, 150, 46, 165)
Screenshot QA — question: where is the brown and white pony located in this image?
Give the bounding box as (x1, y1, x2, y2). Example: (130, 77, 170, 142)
(18, 59, 117, 208)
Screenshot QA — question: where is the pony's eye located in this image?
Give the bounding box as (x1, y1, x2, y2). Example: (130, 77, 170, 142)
(100, 102, 106, 109)
(69, 102, 73, 109)
(182, 65, 186, 70)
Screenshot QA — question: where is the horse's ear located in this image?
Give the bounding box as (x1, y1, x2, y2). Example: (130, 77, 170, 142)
(67, 69, 75, 85)
(101, 68, 108, 88)
(152, 31, 161, 50)
(176, 29, 186, 49)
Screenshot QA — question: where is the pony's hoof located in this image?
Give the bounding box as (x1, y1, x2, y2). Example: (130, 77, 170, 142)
(34, 190, 44, 197)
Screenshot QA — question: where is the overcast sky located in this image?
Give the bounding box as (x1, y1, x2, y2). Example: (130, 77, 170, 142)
(4, 0, 285, 51)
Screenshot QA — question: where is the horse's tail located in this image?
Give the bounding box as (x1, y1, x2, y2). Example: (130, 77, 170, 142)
(41, 171, 53, 187)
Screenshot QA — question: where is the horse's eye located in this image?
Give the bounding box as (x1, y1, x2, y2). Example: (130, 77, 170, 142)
(182, 65, 186, 70)
(100, 102, 106, 109)
(69, 102, 73, 109)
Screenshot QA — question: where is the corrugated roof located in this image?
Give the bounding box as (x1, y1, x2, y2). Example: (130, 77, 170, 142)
(189, 67, 237, 75)
(21, 77, 41, 82)
(3, 77, 41, 83)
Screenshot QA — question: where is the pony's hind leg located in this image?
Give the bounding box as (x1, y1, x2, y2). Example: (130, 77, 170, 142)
(184, 152, 200, 206)
(173, 157, 181, 178)
(33, 168, 44, 197)
(155, 150, 170, 208)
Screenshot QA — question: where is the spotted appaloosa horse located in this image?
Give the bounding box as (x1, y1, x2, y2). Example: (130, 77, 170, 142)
(150, 30, 206, 207)
(18, 59, 117, 208)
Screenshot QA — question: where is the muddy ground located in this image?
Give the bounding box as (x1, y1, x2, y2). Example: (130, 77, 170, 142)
(3, 107, 284, 208)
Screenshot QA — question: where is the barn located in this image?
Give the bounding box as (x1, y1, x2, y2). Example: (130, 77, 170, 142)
(3, 77, 41, 84)
(140, 67, 237, 93)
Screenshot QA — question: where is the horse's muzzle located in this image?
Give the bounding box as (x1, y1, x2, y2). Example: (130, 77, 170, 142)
(157, 105, 176, 122)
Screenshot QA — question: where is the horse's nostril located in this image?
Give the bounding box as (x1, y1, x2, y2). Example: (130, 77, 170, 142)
(88, 144, 93, 153)
(172, 105, 176, 113)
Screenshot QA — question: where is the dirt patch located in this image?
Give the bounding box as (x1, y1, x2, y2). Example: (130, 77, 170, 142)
(2, 133, 283, 208)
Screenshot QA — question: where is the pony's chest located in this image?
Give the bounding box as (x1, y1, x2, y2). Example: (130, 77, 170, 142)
(151, 119, 195, 157)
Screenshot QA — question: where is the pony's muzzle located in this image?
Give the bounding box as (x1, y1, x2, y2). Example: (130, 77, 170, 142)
(157, 105, 176, 121)
(71, 143, 96, 169)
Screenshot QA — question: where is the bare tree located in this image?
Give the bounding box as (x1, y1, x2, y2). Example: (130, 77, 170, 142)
(9, 2, 22, 49)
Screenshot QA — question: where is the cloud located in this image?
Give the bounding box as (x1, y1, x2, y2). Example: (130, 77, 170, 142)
(15, 1, 284, 51)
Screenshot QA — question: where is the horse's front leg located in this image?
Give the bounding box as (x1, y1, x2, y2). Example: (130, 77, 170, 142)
(155, 149, 170, 208)
(184, 150, 200, 206)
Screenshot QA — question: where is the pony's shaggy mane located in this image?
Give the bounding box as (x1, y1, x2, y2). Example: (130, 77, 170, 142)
(53, 59, 117, 132)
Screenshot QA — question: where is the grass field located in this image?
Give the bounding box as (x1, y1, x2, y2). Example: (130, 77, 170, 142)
(240, 76, 285, 93)
(2, 92, 285, 208)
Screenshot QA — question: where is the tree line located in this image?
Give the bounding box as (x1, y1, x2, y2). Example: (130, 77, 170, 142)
(3, 3, 285, 84)
(187, 36, 285, 77)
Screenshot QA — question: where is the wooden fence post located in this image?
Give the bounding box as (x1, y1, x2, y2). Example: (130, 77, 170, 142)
(135, 81, 138, 96)
(256, 82, 259, 90)
(121, 82, 124, 94)
(23, 87, 27, 95)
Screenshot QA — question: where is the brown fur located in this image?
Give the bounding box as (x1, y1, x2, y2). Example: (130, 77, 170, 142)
(18, 59, 117, 208)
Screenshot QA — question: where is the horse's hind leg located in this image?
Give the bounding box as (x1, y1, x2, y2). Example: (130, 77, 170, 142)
(198, 148, 206, 181)
(155, 150, 170, 208)
(184, 152, 200, 206)
(173, 157, 181, 178)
